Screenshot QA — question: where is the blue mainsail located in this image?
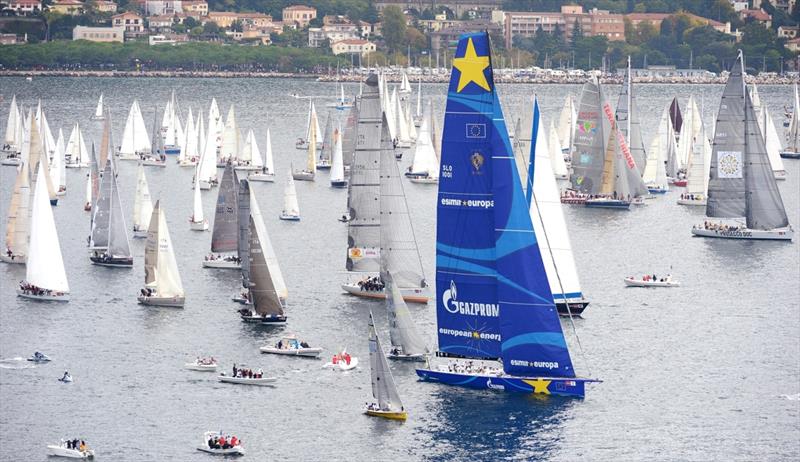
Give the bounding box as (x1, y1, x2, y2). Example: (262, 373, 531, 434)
(436, 32, 575, 378)
(525, 96, 542, 204)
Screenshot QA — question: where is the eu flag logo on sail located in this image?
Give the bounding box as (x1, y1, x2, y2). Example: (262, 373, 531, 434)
(466, 123, 486, 138)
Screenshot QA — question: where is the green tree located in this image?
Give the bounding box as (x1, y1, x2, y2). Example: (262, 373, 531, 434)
(381, 6, 406, 54)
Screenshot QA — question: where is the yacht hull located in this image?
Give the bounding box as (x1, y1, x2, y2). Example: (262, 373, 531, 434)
(415, 368, 596, 398)
(341, 283, 429, 303)
(17, 289, 69, 302)
(202, 259, 241, 269)
(779, 151, 800, 159)
(691, 226, 793, 241)
(364, 409, 407, 420)
(137, 295, 185, 307)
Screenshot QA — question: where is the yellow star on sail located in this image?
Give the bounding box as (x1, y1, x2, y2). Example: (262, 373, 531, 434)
(452, 37, 491, 93)
(524, 378, 552, 395)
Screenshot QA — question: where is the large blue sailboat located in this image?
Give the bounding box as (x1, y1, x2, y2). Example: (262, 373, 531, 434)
(415, 32, 599, 398)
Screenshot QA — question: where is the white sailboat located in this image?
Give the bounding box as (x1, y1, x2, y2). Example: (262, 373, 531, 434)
(677, 118, 711, 206)
(161, 90, 183, 155)
(219, 106, 240, 166)
(644, 108, 674, 194)
(118, 100, 151, 160)
(17, 167, 69, 301)
(64, 123, 89, 168)
(189, 169, 208, 231)
(557, 94, 577, 154)
(1, 161, 30, 264)
(51, 128, 66, 195)
(89, 159, 133, 267)
(751, 85, 788, 180)
(394, 91, 412, 148)
(203, 165, 241, 268)
(28, 110, 59, 206)
(249, 128, 275, 182)
(406, 100, 438, 184)
(235, 128, 261, 171)
(316, 114, 333, 169)
(178, 108, 198, 166)
(196, 116, 218, 189)
(132, 164, 154, 237)
(781, 83, 800, 158)
(364, 311, 407, 421)
(2, 95, 22, 164)
(548, 121, 569, 179)
(293, 114, 317, 181)
(296, 101, 323, 150)
(330, 126, 347, 188)
(91, 93, 105, 120)
(280, 169, 301, 220)
(138, 200, 185, 307)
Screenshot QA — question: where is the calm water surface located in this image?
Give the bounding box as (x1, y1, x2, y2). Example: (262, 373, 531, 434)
(0, 77, 798, 461)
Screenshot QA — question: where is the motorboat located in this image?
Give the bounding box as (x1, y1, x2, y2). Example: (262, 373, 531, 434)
(46, 441, 94, 459)
(185, 358, 218, 372)
(27, 352, 51, 362)
(218, 373, 276, 386)
(197, 431, 245, 456)
(624, 276, 680, 287)
(323, 352, 358, 371)
(202, 255, 241, 269)
(260, 335, 322, 358)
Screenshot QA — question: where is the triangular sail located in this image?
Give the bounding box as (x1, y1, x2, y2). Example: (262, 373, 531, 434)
(570, 77, 609, 194)
(220, 106, 239, 162)
(211, 165, 239, 253)
(548, 121, 568, 177)
(4, 95, 19, 149)
(134, 165, 154, 231)
(107, 166, 132, 259)
(330, 126, 345, 183)
(66, 123, 88, 165)
(283, 170, 300, 216)
(90, 160, 114, 249)
(4, 161, 30, 259)
(615, 59, 647, 175)
(788, 83, 800, 152)
(368, 311, 404, 411)
(342, 101, 359, 170)
(248, 214, 284, 317)
(761, 105, 785, 173)
(319, 114, 333, 164)
(27, 167, 69, 292)
(264, 129, 274, 174)
(238, 179, 252, 287)
(707, 55, 747, 218)
(643, 108, 672, 190)
(251, 188, 287, 299)
(384, 271, 428, 356)
(346, 75, 381, 273)
(669, 97, 683, 135)
(436, 33, 574, 378)
(379, 113, 426, 290)
(409, 101, 439, 178)
(144, 201, 183, 297)
(192, 169, 204, 222)
(94, 94, 104, 118)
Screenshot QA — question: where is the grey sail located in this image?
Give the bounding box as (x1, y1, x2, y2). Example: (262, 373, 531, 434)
(707, 55, 747, 218)
(249, 215, 284, 317)
(90, 160, 114, 249)
(744, 89, 789, 229)
(571, 77, 610, 194)
(346, 74, 381, 273)
(665, 120, 680, 179)
(143, 201, 160, 287)
(368, 311, 404, 412)
(89, 145, 100, 207)
(384, 271, 428, 357)
(342, 99, 359, 171)
(613, 126, 633, 199)
(615, 64, 647, 173)
(238, 179, 251, 287)
(319, 113, 333, 164)
(379, 113, 425, 289)
(151, 105, 162, 155)
(211, 164, 239, 253)
(107, 166, 131, 258)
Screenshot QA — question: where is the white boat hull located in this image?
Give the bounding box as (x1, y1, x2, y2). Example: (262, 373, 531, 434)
(137, 295, 185, 307)
(691, 226, 794, 241)
(292, 171, 314, 181)
(233, 165, 260, 172)
(185, 362, 218, 372)
(132, 229, 148, 239)
(2, 157, 21, 166)
(218, 375, 276, 386)
(409, 177, 439, 184)
(248, 173, 275, 182)
(202, 259, 241, 269)
(260, 346, 322, 358)
(341, 283, 429, 303)
(65, 163, 87, 169)
(142, 160, 166, 168)
(197, 446, 245, 456)
(190, 220, 209, 231)
(623, 277, 680, 287)
(677, 198, 706, 206)
(16, 289, 69, 302)
(0, 254, 25, 264)
(388, 353, 426, 362)
(46, 445, 94, 459)
(279, 213, 300, 221)
(323, 357, 359, 371)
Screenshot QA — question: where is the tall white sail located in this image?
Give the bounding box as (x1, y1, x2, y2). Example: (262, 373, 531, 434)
(4, 161, 30, 262)
(409, 101, 438, 178)
(94, 94, 104, 119)
(643, 108, 672, 189)
(242, 129, 261, 167)
(27, 167, 69, 292)
(677, 96, 704, 168)
(192, 168, 204, 222)
(557, 94, 576, 152)
(120, 100, 151, 157)
(65, 123, 88, 166)
(179, 108, 196, 163)
(283, 170, 300, 217)
(384, 271, 428, 357)
(220, 106, 239, 162)
(144, 201, 184, 298)
(198, 119, 218, 186)
(197, 111, 206, 154)
(251, 189, 287, 300)
(133, 165, 154, 233)
(787, 83, 800, 153)
(762, 107, 786, 174)
(51, 128, 66, 193)
(264, 129, 275, 174)
(547, 121, 568, 178)
(395, 92, 411, 144)
(330, 127, 345, 185)
(4, 95, 19, 151)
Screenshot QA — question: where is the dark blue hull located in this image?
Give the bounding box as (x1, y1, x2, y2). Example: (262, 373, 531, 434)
(416, 368, 596, 398)
(163, 145, 180, 155)
(647, 188, 668, 194)
(585, 199, 630, 209)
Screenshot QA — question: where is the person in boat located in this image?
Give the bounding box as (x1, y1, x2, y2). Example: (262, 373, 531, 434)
(300, 341, 309, 348)
(62, 371, 70, 380)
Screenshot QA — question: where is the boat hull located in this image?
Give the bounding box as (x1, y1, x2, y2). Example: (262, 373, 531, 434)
(585, 199, 631, 209)
(779, 151, 800, 159)
(260, 346, 322, 357)
(624, 278, 680, 287)
(184, 363, 218, 372)
(163, 146, 180, 155)
(202, 259, 241, 269)
(330, 180, 348, 188)
(46, 445, 94, 459)
(415, 368, 595, 398)
(691, 226, 793, 241)
(137, 295, 185, 307)
(189, 220, 209, 231)
(132, 229, 148, 238)
(672, 179, 688, 187)
(17, 289, 69, 302)
(248, 173, 275, 182)
(341, 283, 429, 304)
(387, 353, 426, 362)
(555, 299, 588, 316)
(142, 160, 166, 168)
(365, 409, 407, 420)
(292, 171, 314, 181)
(1, 157, 21, 166)
(774, 170, 787, 181)
(197, 447, 245, 456)
(647, 187, 668, 194)
(677, 198, 706, 206)
(279, 214, 300, 221)
(0, 254, 25, 264)
(409, 177, 438, 184)
(218, 375, 276, 386)
(90, 256, 133, 267)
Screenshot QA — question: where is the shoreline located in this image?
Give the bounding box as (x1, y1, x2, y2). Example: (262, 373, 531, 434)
(0, 69, 794, 85)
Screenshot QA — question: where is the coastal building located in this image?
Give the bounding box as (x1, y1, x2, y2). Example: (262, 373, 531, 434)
(778, 25, 800, 39)
(501, 6, 624, 49)
(373, 0, 503, 19)
(765, 0, 795, 13)
(73, 25, 125, 42)
(785, 37, 800, 52)
(94, 1, 118, 13)
(0, 33, 25, 44)
(728, 0, 749, 11)
(205, 12, 273, 29)
(149, 33, 188, 45)
(419, 14, 471, 33)
(182, 0, 207, 16)
(616, 65, 715, 79)
(282, 5, 316, 27)
(625, 12, 730, 34)
(6, 0, 42, 16)
(739, 9, 772, 28)
(431, 20, 501, 50)
(359, 21, 381, 38)
(112, 11, 145, 36)
(49, 0, 84, 15)
(331, 38, 375, 56)
(148, 14, 175, 31)
(308, 16, 360, 47)
(135, 0, 206, 17)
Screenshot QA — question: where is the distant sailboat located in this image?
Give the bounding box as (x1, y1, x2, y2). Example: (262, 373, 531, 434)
(548, 121, 569, 179)
(138, 200, 185, 307)
(118, 100, 151, 160)
(64, 123, 89, 168)
(693, 51, 793, 241)
(644, 108, 674, 195)
(365, 311, 407, 421)
(585, 123, 633, 209)
(557, 94, 577, 154)
(405, 100, 439, 184)
(91, 93, 105, 120)
(569, 76, 610, 198)
(330, 125, 347, 187)
(316, 113, 333, 169)
(28, 111, 58, 206)
(218, 105, 240, 166)
(780, 83, 800, 159)
(1, 161, 30, 264)
(2, 95, 22, 164)
(89, 160, 133, 267)
(17, 166, 69, 301)
(280, 169, 301, 221)
(178, 108, 198, 167)
(203, 165, 241, 268)
(669, 96, 683, 138)
(415, 32, 597, 397)
(293, 112, 318, 181)
(249, 128, 275, 182)
(51, 128, 66, 195)
(189, 168, 209, 231)
(677, 111, 711, 206)
(161, 90, 183, 155)
(751, 85, 787, 180)
(133, 165, 154, 237)
(296, 101, 323, 150)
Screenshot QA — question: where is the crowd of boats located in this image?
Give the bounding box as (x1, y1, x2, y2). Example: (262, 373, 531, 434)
(1, 31, 797, 457)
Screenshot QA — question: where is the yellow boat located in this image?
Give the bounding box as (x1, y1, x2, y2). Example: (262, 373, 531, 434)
(365, 408, 408, 421)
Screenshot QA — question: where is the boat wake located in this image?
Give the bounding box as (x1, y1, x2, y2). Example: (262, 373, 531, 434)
(0, 357, 34, 369)
(780, 393, 800, 401)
